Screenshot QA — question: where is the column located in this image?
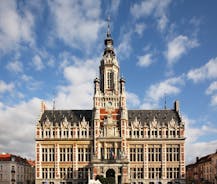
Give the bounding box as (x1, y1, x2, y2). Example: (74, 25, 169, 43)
(162, 143, 166, 179)
(144, 144, 148, 179)
(55, 143, 60, 179)
(73, 143, 77, 179)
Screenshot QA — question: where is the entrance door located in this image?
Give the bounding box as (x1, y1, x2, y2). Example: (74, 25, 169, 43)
(106, 169, 115, 184)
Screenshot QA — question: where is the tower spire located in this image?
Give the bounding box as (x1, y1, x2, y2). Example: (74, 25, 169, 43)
(107, 16, 111, 37)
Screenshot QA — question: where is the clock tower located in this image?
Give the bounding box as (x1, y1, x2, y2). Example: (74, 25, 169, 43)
(92, 19, 129, 183)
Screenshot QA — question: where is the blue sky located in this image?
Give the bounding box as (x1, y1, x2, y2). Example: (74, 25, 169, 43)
(0, 0, 217, 164)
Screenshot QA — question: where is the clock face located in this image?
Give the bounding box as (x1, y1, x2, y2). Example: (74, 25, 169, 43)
(107, 101, 112, 107)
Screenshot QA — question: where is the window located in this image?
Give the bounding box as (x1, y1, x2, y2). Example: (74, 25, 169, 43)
(130, 167, 144, 179)
(130, 148, 136, 161)
(130, 146, 143, 162)
(42, 148, 53, 162)
(42, 168, 48, 179)
(148, 145, 162, 162)
(60, 147, 73, 162)
(49, 168, 55, 179)
(166, 167, 180, 179)
(78, 147, 91, 161)
(78, 168, 88, 179)
(60, 168, 66, 179)
(60, 148, 64, 162)
(107, 71, 114, 89)
(60, 167, 73, 179)
(85, 148, 91, 161)
(166, 145, 180, 162)
(149, 168, 162, 179)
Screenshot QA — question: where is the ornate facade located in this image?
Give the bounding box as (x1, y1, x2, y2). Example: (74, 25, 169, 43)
(35, 24, 185, 184)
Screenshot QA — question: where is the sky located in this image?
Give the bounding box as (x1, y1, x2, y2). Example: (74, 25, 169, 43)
(0, 0, 217, 164)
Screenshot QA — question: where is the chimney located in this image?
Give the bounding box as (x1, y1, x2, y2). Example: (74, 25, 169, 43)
(40, 101, 46, 113)
(196, 157, 199, 162)
(174, 100, 179, 112)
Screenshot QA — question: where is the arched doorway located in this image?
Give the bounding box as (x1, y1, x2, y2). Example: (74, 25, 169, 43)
(106, 169, 115, 184)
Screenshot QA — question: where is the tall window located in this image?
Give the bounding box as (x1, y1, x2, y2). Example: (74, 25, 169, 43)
(78, 168, 88, 179)
(167, 167, 180, 179)
(130, 146, 143, 162)
(166, 145, 180, 162)
(78, 148, 91, 161)
(42, 168, 48, 179)
(60, 147, 73, 162)
(60, 167, 73, 179)
(49, 168, 55, 179)
(130, 167, 144, 179)
(149, 168, 162, 179)
(42, 148, 53, 162)
(107, 71, 114, 89)
(148, 145, 162, 162)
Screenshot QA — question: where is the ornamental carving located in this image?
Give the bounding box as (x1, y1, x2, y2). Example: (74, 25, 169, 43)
(151, 117, 158, 128)
(169, 118, 176, 128)
(104, 114, 113, 126)
(132, 117, 140, 129)
(62, 117, 68, 129)
(44, 117, 51, 128)
(80, 117, 88, 129)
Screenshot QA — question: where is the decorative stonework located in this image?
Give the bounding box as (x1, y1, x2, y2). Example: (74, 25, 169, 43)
(151, 117, 158, 128)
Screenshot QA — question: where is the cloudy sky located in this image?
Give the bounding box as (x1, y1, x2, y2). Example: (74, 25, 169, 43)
(0, 0, 217, 164)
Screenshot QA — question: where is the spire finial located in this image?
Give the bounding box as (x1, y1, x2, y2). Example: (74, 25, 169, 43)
(164, 93, 167, 110)
(107, 16, 111, 37)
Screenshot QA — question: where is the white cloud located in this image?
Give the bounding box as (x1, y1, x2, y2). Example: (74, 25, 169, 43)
(187, 57, 217, 83)
(110, 0, 120, 15)
(6, 60, 23, 73)
(0, 0, 35, 53)
(32, 55, 44, 71)
(126, 91, 140, 108)
(184, 115, 217, 164)
(117, 31, 132, 59)
(55, 57, 98, 109)
(165, 35, 199, 65)
(0, 80, 14, 94)
(135, 23, 146, 36)
(157, 14, 168, 31)
(0, 97, 41, 159)
(130, 0, 171, 31)
(146, 76, 184, 102)
(137, 53, 153, 67)
(210, 94, 217, 106)
(48, 0, 104, 50)
(140, 76, 184, 109)
(206, 81, 217, 95)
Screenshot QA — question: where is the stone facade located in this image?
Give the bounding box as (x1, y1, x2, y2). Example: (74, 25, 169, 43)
(0, 153, 35, 184)
(35, 25, 185, 184)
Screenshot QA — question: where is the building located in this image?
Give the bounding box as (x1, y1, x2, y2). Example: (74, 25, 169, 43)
(35, 23, 185, 184)
(0, 153, 35, 184)
(186, 151, 217, 184)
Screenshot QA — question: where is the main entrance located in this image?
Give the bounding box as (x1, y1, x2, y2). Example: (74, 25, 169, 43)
(106, 169, 115, 184)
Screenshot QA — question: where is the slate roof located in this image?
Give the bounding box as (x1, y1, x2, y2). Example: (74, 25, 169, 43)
(39, 109, 181, 126)
(39, 110, 92, 125)
(128, 109, 181, 125)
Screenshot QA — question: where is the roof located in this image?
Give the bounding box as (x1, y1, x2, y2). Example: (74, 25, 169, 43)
(128, 109, 181, 125)
(0, 153, 34, 166)
(186, 151, 217, 167)
(39, 110, 92, 125)
(39, 109, 181, 126)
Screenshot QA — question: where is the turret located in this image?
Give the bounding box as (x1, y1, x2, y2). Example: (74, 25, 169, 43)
(94, 77, 100, 94)
(120, 77, 126, 94)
